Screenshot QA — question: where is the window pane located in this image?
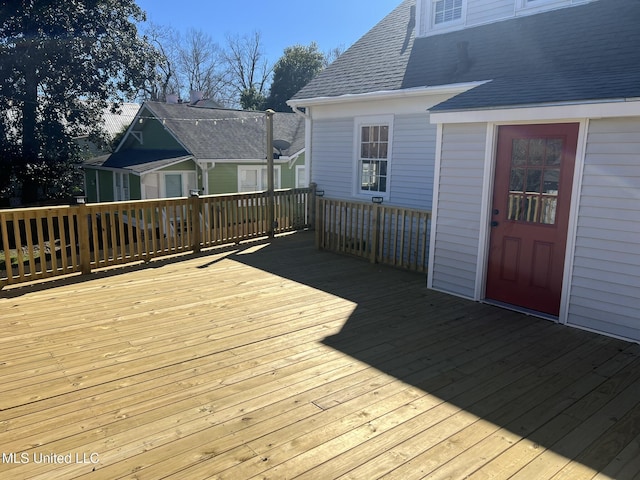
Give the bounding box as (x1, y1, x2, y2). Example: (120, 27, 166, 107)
(361, 126, 370, 142)
(510, 168, 525, 192)
(529, 139, 545, 166)
(380, 125, 389, 142)
(526, 168, 543, 193)
(379, 143, 388, 159)
(165, 174, 182, 198)
(512, 139, 528, 166)
(545, 139, 563, 166)
(543, 169, 559, 194)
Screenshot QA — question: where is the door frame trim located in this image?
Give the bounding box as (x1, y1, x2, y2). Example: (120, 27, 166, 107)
(475, 119, 588, 324)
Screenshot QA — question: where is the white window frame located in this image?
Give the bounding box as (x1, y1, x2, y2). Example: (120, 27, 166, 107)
(237, 165, 281, 192)
(353, 115, 394, 200)
(295, 165, 306, 188)
(433, 0, 464, 25)
(160, 171, 197, 198)
(114, 171, 130, 202)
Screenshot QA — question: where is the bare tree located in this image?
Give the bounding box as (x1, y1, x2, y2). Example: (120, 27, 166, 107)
(177, 29, 226, 102)
(221, 31, 273, 109)
(141, 22, 181, 102)
(323, 44, 346, 68)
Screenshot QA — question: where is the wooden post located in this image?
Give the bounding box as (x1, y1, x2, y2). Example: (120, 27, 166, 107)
(76, 203, 92, 275)
(370, 204, 380, 264)
(315, 195, 323, 250)
(189, 191, 201, 253)
(308, 182, 317, 231)
(265, 109, 275, 238)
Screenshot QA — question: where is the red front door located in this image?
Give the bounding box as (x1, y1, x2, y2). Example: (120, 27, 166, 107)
(486, 124, 579, 316)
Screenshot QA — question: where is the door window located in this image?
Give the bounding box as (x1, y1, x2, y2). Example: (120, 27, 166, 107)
(507, 138, 563, 225)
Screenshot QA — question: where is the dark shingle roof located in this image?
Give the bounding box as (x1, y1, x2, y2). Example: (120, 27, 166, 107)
(88, 150, 192, 174)
(144, 102, 305, 160)
(293, 0, 640, 111)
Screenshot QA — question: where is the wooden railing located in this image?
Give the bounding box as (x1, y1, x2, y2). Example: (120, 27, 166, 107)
(0, 188, 312, 289)
(315, 197, 431, 272)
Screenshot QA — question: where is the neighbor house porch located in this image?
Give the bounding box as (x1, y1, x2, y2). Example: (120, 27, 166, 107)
(1, 232, 639, 479)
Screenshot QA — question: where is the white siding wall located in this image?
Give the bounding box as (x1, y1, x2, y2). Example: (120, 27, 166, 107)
(311, 113, 435, 210)
(311, 118, 354, 200)
(568, 117, 640, 341)
(431, 123, 487, 298)
(466, 0, 514, 25)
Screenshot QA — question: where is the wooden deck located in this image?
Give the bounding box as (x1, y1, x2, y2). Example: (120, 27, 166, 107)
(1, 231, 640, 480)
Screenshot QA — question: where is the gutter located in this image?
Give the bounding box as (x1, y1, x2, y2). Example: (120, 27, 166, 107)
(287, 81, 489, 108)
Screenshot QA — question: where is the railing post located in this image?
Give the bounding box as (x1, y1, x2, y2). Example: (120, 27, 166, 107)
(76, 202, 92, 275)
(266, 109, 275, 238)
(370, 204, 380, 264)
(308, 182, 317, 231)
(189, 190, 201, 254)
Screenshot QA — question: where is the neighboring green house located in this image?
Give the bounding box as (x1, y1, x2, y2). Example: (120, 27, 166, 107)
(83, 101, 306, 202)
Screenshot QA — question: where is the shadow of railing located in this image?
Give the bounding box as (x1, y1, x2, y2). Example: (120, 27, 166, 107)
(228, 232, 640, 478)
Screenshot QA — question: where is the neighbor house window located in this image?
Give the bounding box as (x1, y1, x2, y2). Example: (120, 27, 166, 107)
(161, 172, 196, 198)
(295, 166, 306, 188)
(238, 165, 281, 192)
(434, 0, 463, 24)
(114, 172, 130, 201)
(355, 116, 393, 197)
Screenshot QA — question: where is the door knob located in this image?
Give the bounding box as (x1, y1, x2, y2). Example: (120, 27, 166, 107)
(493, 209, 499, 215)
(491, 221, 499, 227)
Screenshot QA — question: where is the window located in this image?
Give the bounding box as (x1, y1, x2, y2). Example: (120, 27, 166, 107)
(355, 116, 393, 197)
(295, 166, 306, 188)
(238, 165, 281, 192)
(161, 172, 196, 198)
(433, 0, 463, 25)
(114, 172, 130, 201)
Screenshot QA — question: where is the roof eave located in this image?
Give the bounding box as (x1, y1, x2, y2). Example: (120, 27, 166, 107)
(429, 97, 640, 124)
(288, 82, 489, 108)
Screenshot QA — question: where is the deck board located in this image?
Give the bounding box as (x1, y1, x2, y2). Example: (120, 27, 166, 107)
(1, 232, 639, 480)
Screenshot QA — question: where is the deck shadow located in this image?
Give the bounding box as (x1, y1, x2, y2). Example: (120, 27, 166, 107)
(229, 232, 640, 478)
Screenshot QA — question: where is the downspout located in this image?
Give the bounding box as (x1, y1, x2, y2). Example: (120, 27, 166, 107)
(290, 104, 312, 187)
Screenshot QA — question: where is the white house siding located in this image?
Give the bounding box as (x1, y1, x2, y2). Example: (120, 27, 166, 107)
(311, 113, 435, 210)
(430, 123, 487, 298)
(567, 117, 640, 341)
(466, 0, 514, 26)
(311, 118, 354, 200)
(390, 114, 436, 210)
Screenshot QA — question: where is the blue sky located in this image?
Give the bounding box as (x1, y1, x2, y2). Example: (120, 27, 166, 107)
(135, 0, 399, 64)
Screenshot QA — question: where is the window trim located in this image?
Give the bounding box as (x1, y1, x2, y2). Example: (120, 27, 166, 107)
(353, 115, 394, 200)
(237, 165, 282, 192)
(423, 0, 466, 33)
(159, 171, 197, 198)
(295, 165, 307, 188)
(114, 171, 130, 202)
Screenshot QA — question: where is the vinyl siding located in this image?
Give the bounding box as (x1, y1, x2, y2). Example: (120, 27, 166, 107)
(431, 123, 486, 298)
(311, 113, 435, 210)
(568, 117, 640, 341)
(311, 118, 354, 200)
(390, 114, 436, 210)
(466, 0, 515, 25)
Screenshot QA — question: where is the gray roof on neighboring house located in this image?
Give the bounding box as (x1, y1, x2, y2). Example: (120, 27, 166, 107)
(86, 150, 192, 174)
(86, 102, 305, 173)
(292, 0, 640, 111)
(144, 102, 305, 160)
